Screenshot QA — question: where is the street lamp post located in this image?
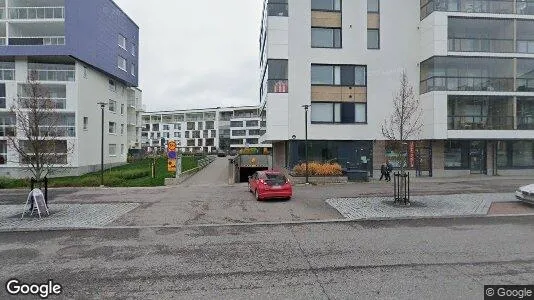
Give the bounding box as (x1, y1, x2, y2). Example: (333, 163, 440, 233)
(97, 102, 107, 187)
(302, 105, 310, 185)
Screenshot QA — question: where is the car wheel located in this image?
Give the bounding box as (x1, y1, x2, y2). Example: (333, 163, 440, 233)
(255, 190, 260, 201)
(286, 197, 292, 201)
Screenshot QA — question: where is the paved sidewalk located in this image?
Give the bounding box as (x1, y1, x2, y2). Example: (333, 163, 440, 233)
(326, 193, 518, 220)
(0, 203, 139, 230)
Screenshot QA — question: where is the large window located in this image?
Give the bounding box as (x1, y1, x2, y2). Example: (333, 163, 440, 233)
(368, 0, 380, 12)
(517, 97, 534, 129)
(311, 102, 367, 124)
(447, 96, 514, 130)
(517, 20, 534, 54)
(187, 122, 195, 130)
(421, 0, 517, 20)
(19, 140, 68, 165)
(109, 144, 117, 156)
(517, 58, 534, 92)
(206, 121, 215, 130)
(230, 121, 243, 127)
(118, 56, 127, 71)
(268, 59, 288, 93)
(312, 28, 341, 48)
(246, 120, 259, 127)
(312, 0, 341, 11)
(311, 65, 366, 86)
(109, 122, 117, 134)
(444, 140, 469, 169)
(0, 83, 5, 109)
(232, 130, 246, 136)
(0, 113, 15, 137)
(420, 57, 514, 94)
(109, 100, 117, 112)
(448, 17, 514, 53)
(192, 131, 200, 138)
(497, 140, 534, 168)
(267, 0, 288, 16)
(118, 34, 126, 49)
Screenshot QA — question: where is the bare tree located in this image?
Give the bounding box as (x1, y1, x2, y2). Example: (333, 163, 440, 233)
(381, 71, 423, 175)
(6, 72, 72, 181)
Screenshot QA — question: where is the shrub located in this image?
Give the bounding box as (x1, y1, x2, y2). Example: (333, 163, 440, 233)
(293, 162, 343, 177)
(239, 148, 259, 155)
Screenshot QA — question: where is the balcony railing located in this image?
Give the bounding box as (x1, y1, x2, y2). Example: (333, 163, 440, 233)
(9, 36, 65, 46)
(268, 79, 289, 93)
(517, 40, 534, 53)
(0, 38, 5, 45)
(517, 78, 534, 91)
(421, 76, 514, 93)
(8, 6, 65, 20)
(448, 115, 514, 130)
(518, 115, 534, 129)
(29, 69, 75, 82)
(0, 69, 15, 80)
(448, 37, 514, 53)
(19, 97, 67, 110)
(0, 8, 4, 19)
(421, 0, 516, 19)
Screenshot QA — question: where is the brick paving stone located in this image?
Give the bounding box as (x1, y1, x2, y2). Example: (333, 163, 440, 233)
(326, 193, 517, 220)
(488, 201, 534, 215)
(0, 203, 139, 230)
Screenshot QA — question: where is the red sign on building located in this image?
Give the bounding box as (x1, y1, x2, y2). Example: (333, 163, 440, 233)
(408, 141, 416, 168)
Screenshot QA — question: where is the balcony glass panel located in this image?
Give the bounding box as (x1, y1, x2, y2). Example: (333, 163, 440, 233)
(420, 57, 514, 93)
(28, 63, 74, 82)
(8, 7, 64, 20)
(421, 0, 515, 19)
(448, 96, 514, 130)
(517, 97, 534, 129)
(0, 62, 15, 80)
(448, 17, 514, 53)
(517, 20, 534, 54)
(517, 59, 534, 92)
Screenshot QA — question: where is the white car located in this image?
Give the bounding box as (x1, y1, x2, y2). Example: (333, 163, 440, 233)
(516, 184, 534, 204)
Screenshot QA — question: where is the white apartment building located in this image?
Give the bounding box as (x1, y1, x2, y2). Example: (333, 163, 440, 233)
(142, 106, 270, 153)
(0, 0, 142, 178)
(259, 0, 534, 177)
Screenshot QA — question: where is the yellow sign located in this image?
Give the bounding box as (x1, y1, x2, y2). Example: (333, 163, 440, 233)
(168, 140, 177, 152)
(168, 159, 177, 172)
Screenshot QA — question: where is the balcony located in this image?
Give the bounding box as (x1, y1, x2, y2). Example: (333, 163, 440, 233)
(518, 116, 534, 129)
(448, 37, 514, 53)
(420, 76, 514, 93)
(267, 2, 288, 17)
(421, 0, 516, 19)
(19, 97, 66, 109)
(9, 36, 65, 46)
(0, 38, 5, 45)
(28, 64, 74, 82)
(8, 6, 64, 20)
(448, 115, 514, 130)
(0, 8, 4, 19)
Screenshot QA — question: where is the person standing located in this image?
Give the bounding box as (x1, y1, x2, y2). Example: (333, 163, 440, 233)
(385, 159, 393, 182)
(379, 163, 386, 181)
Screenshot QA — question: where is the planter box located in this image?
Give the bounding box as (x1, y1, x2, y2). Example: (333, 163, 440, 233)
(288, 174, 348, 185)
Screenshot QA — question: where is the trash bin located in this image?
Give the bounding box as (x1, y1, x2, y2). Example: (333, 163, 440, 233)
(345, 170, 369, 182)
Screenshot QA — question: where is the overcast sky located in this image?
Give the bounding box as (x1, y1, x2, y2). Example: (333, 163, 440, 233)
(113, 0, 264, 112)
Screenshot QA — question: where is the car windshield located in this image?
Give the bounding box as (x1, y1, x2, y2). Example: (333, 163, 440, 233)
(264, 174, 286, 185)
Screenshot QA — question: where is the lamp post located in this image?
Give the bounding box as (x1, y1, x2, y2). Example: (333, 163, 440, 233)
(302, 105, 310, 185)
(97, 102, 107, 187)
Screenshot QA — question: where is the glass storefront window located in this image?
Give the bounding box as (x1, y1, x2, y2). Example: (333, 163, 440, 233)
(497, 140, 534, 168)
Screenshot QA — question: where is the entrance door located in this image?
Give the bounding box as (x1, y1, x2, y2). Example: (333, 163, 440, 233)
(415, 147, 432, 177)
(469, 141, 486, 174)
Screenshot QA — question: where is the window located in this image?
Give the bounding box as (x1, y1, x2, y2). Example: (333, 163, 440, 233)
(121, 124, 124, 135)
(0, 140, 6, 165)
(197, 122, 203, 130)
(83, 117, 88, 130)
(246, 120, 259, 127)
(444, 141, 469, 169)
(367, 29, 380, 49)
(231, 121, 243, 127)
(109, 122, 117, 134)
(311, 65, 366, 86)
(118, 34, 126, 49)
(246, 139, 259, 145)
(109, 144, 117, 156)
(206, 121, 215, 129)
(131, 64, 135, 76)
(120, 104, 124, 115)
(118, 56, 127, 71)
(152, 124, 159, 131)
(267, 59, 289, 93)
(205, 138, 215, 146)
(174, 123, 181, 130)
(232, 130, 246, 136)
(312, 0, 341, 11)
(249, 129, 261, 135)
(163, 125, 170, 131)
(131, 43, 136, 56)
(231, 139, 244, 145)
(211, 130, 217, 137)
(108, 79, 116, 92)
(174, 132, 181, 138)
(311, 103, 366, 123)
(312, 28, 342, 48)
(185, 131, 190, 138)
(267, 0, 288, 16)
(187, 122, 195, 130)
(0, 84, 5, 109)
(108, 100, 117, 112)
(261, 121, 267, 127)
(187, 139, 195, 146)
(192, 131, 200, 138)
(368, 0, 379, 12)
(121, 144, 125, 155)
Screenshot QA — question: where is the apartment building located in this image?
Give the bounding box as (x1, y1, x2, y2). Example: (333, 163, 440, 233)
(259, 0, 534, 177)
(142, 106, 270, 153)
(0, 0, 142, 178)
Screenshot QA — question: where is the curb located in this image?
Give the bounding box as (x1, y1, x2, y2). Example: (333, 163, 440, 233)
(1, 213, 534, 233)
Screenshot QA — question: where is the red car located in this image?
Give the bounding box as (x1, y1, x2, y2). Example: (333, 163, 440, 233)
(248, 171, 292, 201)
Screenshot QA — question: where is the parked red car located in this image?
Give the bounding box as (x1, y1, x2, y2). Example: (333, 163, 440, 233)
(248, 171, 292, 201)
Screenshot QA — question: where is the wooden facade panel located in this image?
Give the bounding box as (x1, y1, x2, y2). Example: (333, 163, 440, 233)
(311, 11, 342, 28)
(367, 13, 380, 29)
(311, 86, 342, 101)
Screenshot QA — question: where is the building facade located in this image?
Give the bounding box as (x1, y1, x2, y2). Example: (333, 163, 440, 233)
(259, 0, 534, 177)
(142, 106, 270, 153)
(0, 0, 142, 178)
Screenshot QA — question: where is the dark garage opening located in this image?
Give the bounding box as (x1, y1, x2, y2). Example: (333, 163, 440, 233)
(239, 167, 269, 183)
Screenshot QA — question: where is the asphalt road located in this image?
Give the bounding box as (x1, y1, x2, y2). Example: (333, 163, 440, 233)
(1, 216, 533, 299)
(182, 157, 230, 187)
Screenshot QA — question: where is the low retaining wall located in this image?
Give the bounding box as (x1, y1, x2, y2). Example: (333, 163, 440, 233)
(287, 174, 348, 185)
(164, 156, 215, 186)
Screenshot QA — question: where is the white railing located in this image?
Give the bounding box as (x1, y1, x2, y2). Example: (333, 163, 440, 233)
(0, 69, 15, 80)
(29, 69, 75, 82)
(19, 97, 67, 110)
(9, 6, 65, 20)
